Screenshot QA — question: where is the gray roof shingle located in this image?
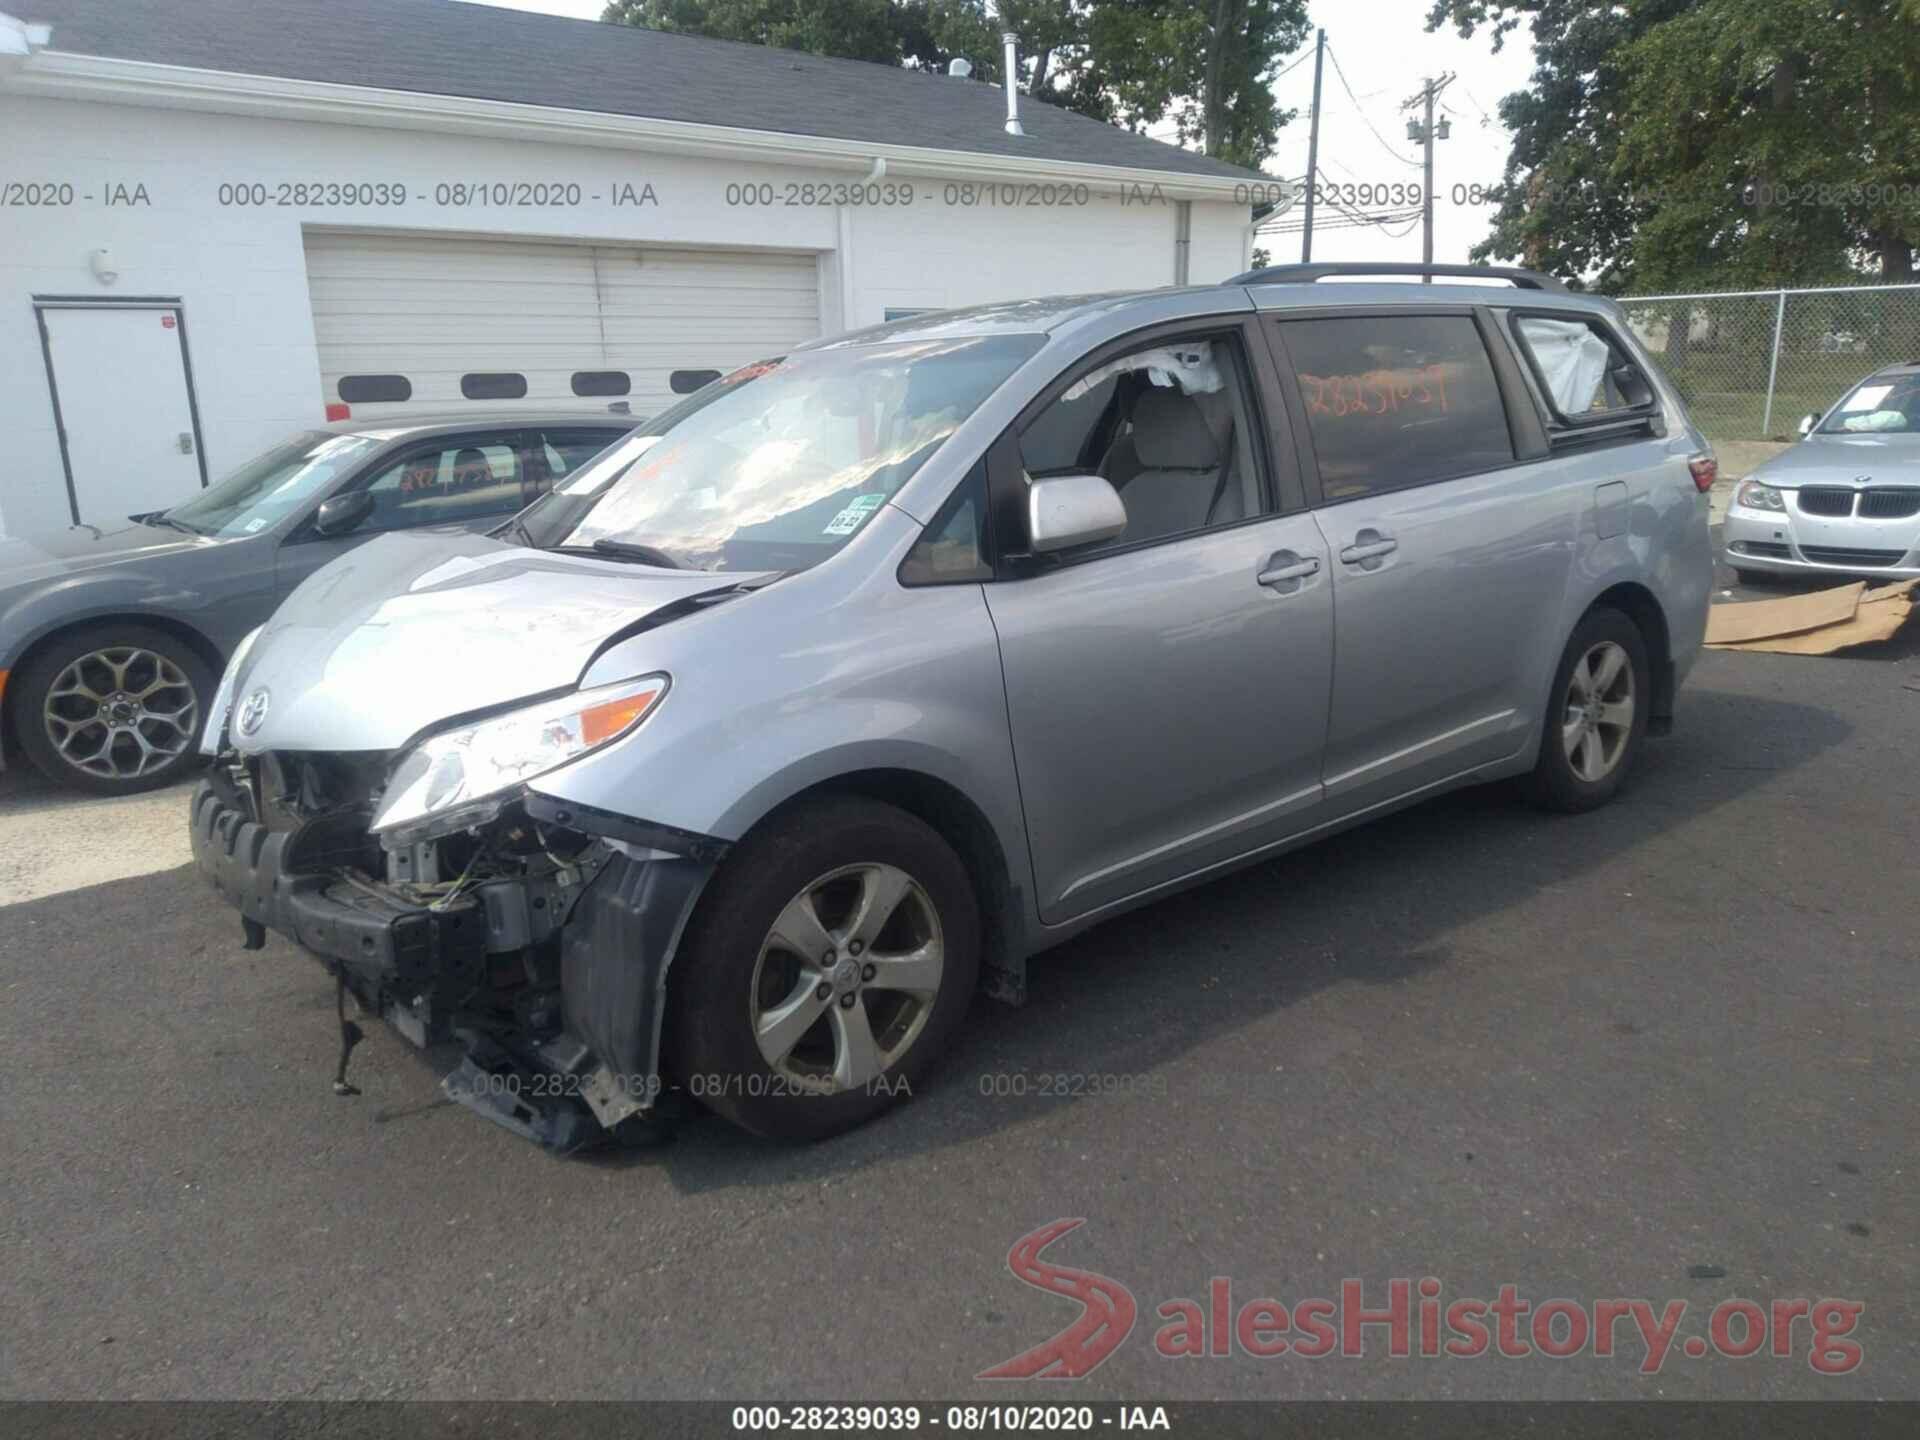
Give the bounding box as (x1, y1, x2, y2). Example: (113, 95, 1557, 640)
(23, 0, 1264, 182)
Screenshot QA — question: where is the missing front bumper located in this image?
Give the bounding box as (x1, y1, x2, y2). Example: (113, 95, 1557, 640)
(188, 778, 717, 1147)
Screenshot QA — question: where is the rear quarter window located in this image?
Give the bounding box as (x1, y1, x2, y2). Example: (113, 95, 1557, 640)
(1510, 313, 1656, 424)
(1275, 314, 1515, 501)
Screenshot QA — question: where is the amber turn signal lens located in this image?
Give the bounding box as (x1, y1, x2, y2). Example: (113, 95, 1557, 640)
(579, 683, 666, 745)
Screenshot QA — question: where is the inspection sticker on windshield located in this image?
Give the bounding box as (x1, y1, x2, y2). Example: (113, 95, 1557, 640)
(823, 493, 886, 535)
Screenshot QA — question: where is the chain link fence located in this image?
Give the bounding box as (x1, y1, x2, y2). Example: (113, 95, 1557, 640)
(1618, 282, 1920, 448)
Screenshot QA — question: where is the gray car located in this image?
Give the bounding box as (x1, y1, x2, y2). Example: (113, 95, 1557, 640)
(0, 413, 631, 794)
(1722, 363, 1920, 582)
(189, 264, 1714, 1145)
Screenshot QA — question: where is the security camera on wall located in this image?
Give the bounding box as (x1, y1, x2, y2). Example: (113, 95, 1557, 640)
(89, 248, 119, 286)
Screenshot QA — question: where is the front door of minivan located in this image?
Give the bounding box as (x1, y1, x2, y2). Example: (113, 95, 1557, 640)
(985, 326, 1334, 925)
(1268, 310, 1577, 817)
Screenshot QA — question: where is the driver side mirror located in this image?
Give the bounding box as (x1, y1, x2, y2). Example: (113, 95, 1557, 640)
(312, 489, 376, 537)
(1797, 413, 1819, 439)
(1027, 474, 1127, 554)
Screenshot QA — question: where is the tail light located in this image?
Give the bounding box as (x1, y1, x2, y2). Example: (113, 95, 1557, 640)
(325, 402, 350, 422)
(1688, 454, 1718, 492)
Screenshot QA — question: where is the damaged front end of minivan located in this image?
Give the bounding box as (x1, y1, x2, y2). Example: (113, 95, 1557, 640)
(184, 531, 768, 1150)
(190, 733, 725, 1151)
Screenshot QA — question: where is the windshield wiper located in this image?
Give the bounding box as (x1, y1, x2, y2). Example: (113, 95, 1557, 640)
(572, 538, 684, 569)
(142, 513, 205, 537)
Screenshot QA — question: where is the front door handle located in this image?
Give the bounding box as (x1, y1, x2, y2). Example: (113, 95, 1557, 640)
(1339, 532, 1398, 565)
(1257, 551, 1320, 590)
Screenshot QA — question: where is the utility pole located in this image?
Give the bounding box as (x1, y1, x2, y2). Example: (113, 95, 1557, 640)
(1300, 28, 1325, 262)
(1403, 73, 1454, 281)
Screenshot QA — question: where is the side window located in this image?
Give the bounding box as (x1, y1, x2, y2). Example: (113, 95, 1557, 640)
(360, 441, 524, 529)
(1276, 314, 1514, 501)
(900, 462, 992, 585)
(1017, 333, 1265, 553)
(1511, 314, 1656, 424)
(538, 428, 624, 484)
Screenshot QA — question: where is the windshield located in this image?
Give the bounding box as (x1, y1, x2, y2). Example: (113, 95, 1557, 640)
(164, 432, 384, 537)
(519, 334, 1043, 571)
(1818, 374, 1920, 434)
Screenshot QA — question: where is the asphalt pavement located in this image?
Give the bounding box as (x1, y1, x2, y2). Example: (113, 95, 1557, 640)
(3, 556, 1915, 1402)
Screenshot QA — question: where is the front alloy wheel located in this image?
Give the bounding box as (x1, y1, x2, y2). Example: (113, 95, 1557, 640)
(670, 795, 979, 1140)
(751, 863, 946, 1093)
(15, 626, 213, 795)
(43, 646, 200, 783)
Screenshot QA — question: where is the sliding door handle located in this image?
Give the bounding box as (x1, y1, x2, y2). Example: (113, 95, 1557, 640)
(1339, 536, 1399, 564)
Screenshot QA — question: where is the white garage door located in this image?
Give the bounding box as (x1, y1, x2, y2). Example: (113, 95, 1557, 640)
(303, 231, 821, 420)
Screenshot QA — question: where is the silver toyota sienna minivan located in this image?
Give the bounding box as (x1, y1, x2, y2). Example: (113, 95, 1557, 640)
(191, 264, 1715, 1145)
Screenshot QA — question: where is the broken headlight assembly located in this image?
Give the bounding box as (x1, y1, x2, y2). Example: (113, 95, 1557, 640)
(371, 674, 669, 843)
(200, 622, 264, 755)
(1735, 480, 1786, 512)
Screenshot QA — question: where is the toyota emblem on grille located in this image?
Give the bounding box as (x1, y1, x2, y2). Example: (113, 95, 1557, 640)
(236, 688, 271, 737)
(1853, 475, 1873, 485)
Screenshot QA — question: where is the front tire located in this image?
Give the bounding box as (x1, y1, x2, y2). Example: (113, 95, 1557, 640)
(668, 795, 979, 1140)
(13, 625, 212, 796)
(1528, 607, 1649, 814)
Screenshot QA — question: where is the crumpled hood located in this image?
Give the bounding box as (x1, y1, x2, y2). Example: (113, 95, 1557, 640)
(232, 531, 762, 754)
(1751, 434, 1920, 485)
(0, 522, 209, 588)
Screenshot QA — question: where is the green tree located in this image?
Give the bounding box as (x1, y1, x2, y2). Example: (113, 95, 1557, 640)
(602, 0, 1308, 167)
(1429, 0, 1920, 292)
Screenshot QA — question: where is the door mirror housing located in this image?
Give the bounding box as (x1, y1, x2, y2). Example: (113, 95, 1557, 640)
(312, 489, 376, 537)
(1797, 412, 1819, 439)
(1026, 474, 1127, 554)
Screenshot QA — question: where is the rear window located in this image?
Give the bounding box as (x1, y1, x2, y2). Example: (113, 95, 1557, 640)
(1275, 314, 1515, 500)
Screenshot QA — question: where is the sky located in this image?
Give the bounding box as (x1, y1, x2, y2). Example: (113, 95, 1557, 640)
(461, 0, 1539, 266)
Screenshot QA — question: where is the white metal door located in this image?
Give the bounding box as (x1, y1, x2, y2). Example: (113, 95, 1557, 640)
(303, 232, 821, 420)
(40, 305, 204, 525)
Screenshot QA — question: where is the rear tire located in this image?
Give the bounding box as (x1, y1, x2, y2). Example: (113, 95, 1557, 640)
(668, 795, 979, 1140)
(13, 625, 212, 796)
(1528, 607, 1649, 814)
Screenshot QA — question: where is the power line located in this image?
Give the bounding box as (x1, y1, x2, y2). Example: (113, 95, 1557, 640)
(1323, 41, 1420, 168)
(1268, 46, 1317, 87)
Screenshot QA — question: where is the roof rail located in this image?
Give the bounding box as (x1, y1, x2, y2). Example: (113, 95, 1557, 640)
(1226, 262, 1567, 292)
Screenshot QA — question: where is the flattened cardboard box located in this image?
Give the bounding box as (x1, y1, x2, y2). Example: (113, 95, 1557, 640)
(1706, 579, 1917, 655)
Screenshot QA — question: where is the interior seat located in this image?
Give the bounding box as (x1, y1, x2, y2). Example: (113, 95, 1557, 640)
(1110, 387, 1235, 542)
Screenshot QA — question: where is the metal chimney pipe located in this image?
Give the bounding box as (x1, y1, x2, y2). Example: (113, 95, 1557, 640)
(1001, 31, 1024, 136)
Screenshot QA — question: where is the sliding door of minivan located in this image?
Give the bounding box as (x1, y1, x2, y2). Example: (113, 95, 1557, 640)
(1268, 310, 1579, 818)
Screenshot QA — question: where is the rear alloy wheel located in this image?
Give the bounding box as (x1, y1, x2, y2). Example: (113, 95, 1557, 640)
(669, 796, 978, 1140)
(15, 627, 212, 795)
(1528, 607, 1649, 813)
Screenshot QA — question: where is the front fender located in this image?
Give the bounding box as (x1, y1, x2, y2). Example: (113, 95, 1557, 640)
(525, 569, 1035, 931)
(0, 562, 265, 671)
